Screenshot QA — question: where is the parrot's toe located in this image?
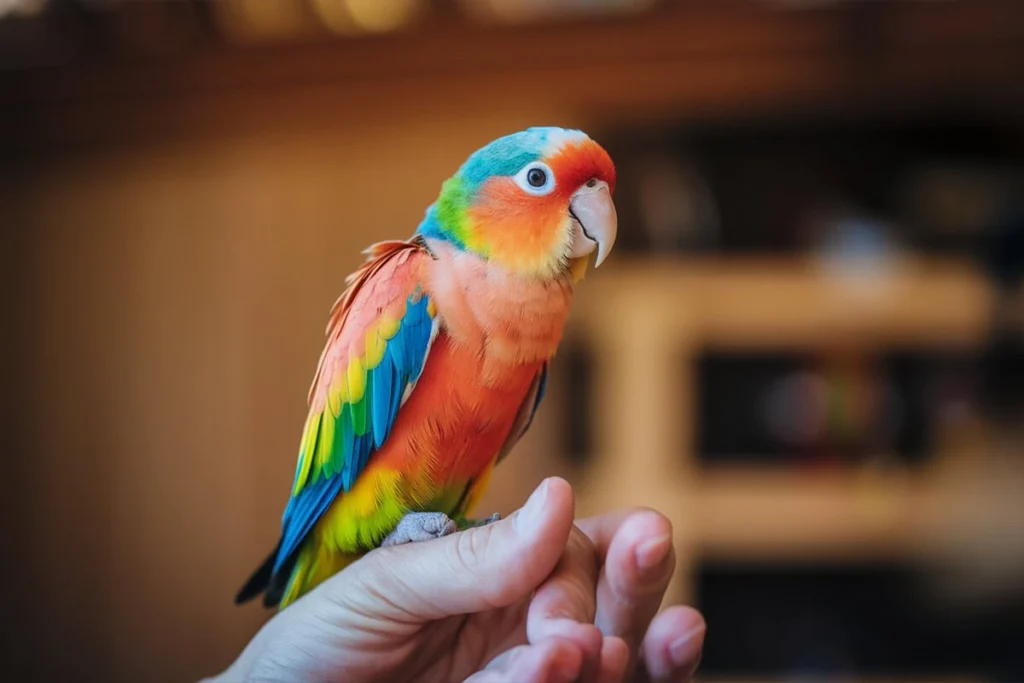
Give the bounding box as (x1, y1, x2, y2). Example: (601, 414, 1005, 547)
(380, 512, 459, 547)
(459, 512, 502, 529)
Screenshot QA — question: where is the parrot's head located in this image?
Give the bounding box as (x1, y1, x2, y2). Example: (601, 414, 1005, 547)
(418, 126, 618, 280)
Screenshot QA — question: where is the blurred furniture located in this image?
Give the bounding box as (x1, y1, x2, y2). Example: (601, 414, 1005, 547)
(562, 256, 994, 608)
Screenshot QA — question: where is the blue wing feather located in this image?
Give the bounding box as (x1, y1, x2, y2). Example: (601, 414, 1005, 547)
(372, 358, 393, 448)
(273, 289, 436, 573)
(275, 475, 344, 573)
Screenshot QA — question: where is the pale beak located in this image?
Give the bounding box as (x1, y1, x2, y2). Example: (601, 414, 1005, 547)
(568, 181, 618, 268)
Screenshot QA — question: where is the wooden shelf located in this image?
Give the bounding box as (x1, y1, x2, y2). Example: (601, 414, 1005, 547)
(557, 256, 997, 605)
(691, 464, 961, 562)
(570, 256, 994, 350)
(573, 457, 999, 565)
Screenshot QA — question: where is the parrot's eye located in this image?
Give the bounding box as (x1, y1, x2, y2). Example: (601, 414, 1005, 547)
(514, 162, 556, 196)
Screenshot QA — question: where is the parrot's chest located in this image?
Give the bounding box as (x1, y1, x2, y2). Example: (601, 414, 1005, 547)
(392, 250, 574, 490)
(411, 329, 545, 481)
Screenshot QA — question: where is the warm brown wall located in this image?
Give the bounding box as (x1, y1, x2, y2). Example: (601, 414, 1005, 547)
(4, 115, 576, 683)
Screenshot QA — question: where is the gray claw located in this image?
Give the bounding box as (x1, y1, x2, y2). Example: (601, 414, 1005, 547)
(464, 512, 502, 528)
(381, 512, 459, 547)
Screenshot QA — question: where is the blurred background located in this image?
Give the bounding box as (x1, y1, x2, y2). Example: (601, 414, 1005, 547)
(2, 0, 1023, 681)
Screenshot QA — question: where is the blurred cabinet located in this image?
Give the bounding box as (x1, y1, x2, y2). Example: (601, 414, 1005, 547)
(562, 256, 993, 593)
(542, 257, 1000, 679)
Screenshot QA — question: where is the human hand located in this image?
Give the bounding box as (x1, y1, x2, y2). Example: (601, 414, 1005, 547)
(204, 477, 705, 683)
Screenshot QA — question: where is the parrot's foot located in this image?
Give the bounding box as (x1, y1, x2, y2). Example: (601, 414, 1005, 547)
(381, 512, 459, 547)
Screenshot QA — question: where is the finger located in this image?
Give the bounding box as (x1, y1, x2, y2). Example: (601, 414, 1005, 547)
(575, 506, 644, 554)
(595, 636, 630, 683)
(577, 509, 676, 673)
(464, 638, 583, 683)
(526, 526, 603, 682)
(637, 606, 706, 682)
(334, 477, 575, 622)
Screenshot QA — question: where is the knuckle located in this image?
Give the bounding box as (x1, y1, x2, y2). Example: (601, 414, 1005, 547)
(450, 526, 487, 574)
(451, 524, 531, 610)
(566, 531, 601, 578)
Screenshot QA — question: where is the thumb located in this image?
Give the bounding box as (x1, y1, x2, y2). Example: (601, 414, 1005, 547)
(334, 477, 575, 621)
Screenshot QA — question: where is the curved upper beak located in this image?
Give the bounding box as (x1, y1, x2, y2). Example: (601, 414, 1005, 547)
(568, 181, 618, 268)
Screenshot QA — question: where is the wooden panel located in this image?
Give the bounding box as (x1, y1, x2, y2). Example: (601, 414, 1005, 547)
(3, 0, 1023, 152)
(693, 465, 938, 561)
(571, 257, 994, 350)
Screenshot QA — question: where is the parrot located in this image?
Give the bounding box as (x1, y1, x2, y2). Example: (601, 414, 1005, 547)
(235, 126, 618, 610)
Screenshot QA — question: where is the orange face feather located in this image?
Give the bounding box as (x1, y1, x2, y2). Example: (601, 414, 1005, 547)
(465, 138, 616, 277)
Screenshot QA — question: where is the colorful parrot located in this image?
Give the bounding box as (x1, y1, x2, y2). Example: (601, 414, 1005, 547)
(235, 127, 618, 610)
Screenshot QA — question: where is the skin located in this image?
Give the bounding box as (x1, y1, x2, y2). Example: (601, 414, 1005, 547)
(206, 478, 705, 683)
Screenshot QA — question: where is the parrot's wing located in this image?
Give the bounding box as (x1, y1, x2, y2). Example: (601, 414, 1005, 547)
(277, 237, 438, 575)
(495, 362, 548, 464)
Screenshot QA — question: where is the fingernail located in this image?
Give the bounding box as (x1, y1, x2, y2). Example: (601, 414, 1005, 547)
(669, 625, 705, 665)
(635, 533, 671, 571)
(515, 479, 550, 533)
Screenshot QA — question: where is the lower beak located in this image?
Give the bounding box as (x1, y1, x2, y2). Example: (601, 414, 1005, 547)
(568, 182, 618, 267)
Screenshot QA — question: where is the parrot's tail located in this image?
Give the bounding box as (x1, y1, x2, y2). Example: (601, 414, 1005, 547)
(235, 540, 360, 610)
(234, 540, 291, 608)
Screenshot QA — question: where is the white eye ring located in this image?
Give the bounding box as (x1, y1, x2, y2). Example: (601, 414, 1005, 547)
(513, 162, 556, 196)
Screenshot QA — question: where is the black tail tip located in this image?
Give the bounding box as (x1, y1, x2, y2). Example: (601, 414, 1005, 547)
(234, 585, 260, 606)
(234, 577, 266, 605)
(234, 547, 277, 606)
